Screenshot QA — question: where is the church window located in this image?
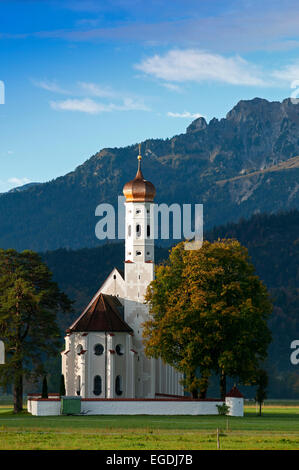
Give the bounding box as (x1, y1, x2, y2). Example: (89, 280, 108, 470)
(115, 344, 124, 355)
(93, 375, 102, 396)
(76, 375, 81, 396)
(147, 225, 150, 237)
(115, 375, 123, 396)
(136, 251, 141, 256)
(128, 225, 131, 237)
(94, 344, 104, 356)
(136, 224, 141, 237)
(76, 344, 83, 355)
(113, 274, 116, 279)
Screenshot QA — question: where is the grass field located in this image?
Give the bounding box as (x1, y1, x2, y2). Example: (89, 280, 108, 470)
(0, 401, 299, 450)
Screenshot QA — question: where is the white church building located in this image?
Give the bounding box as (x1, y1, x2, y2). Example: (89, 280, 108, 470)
(61, 150, 184, 399)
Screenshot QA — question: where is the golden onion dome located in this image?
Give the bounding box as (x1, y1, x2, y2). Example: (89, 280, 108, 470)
(123, 147, 156, 202)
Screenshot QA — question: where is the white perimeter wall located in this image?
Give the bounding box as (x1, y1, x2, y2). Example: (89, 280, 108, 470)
(29, 399, 61, 416)
(81, 400, 224, 416)
(28, 399, 224, 416)
(28, 397, 244, 417)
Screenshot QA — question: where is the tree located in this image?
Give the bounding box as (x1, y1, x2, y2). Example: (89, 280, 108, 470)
(254, 369, 268, 416)
(0, 249, 72, 412)
(143, 240, 272, 399)
(60, 374, 66, 397)
(41, 376, 48, 399)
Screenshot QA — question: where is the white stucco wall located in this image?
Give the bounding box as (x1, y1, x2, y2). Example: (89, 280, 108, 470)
(0, 340, 4, 364)
(225, 397, 244, 417)
(28, 398, 232, 416)
(29, 399, 61, 416)
(81, 399, 224, 416)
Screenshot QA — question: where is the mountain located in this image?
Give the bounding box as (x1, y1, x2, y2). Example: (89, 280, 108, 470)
(42, 209, 299, 398)
(2, 97, 299, 251)
(6, 182, 41, 194)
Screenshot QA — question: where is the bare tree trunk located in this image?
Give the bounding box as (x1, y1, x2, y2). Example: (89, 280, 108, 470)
(13, 365, 23, 413)
(220, 371, 226, 400)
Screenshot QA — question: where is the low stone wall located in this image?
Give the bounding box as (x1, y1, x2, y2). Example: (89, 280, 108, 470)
(29, 398, 61, 416)
(27, 397, 238, 416)
(81, 398, 224, 416)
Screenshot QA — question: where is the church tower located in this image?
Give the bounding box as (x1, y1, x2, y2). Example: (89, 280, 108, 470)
(122, 146, 156, 397)
(62, 145, 184, 400)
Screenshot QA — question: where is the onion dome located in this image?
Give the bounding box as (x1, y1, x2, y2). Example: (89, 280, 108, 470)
(123, 146, 156, 202)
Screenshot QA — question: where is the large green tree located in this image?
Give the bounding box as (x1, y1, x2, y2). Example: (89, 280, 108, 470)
(0, 249, 72, 412)
(143, 240, 272, 399)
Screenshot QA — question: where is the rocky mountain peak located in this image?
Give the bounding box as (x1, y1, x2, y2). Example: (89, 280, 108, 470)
(186, 116, 207, 133)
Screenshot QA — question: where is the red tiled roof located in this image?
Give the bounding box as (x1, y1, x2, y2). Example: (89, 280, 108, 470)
(226, 386, 244, 398)
(68, 293, 133, 333)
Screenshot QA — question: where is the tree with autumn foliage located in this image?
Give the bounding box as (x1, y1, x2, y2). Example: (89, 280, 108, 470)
(0, 249, 72, 412)
(143, 240, 272, 399)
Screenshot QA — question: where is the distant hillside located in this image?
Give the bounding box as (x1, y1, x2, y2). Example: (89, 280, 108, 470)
(2, 97, 299, 251)
(42, 209, 299, 398)
(6, 182, 41, 193)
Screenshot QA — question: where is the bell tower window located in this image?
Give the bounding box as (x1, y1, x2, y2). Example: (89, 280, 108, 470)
(115, 375, 123, 396)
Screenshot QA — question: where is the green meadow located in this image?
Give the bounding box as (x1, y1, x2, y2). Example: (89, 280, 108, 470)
(0, 401, 298, 450)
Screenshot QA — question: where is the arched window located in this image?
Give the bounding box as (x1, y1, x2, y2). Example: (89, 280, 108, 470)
(115, 375, 123, 396)
(76, 375, 81, 396)
(136, 224, 141, 237)
(93, 376, 102, 396)
(94, 344, 104, 356)
(76, 344, 83, 355)
(115, 344, 124, 356)
(147, 225, 150, 237)
(128, 225, 131, 237)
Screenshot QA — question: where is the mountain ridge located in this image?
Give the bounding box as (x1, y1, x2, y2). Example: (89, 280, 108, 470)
(2, 97, 299, 251)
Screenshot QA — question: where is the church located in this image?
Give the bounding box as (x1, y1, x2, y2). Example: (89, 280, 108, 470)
(61, 149, 184, 399)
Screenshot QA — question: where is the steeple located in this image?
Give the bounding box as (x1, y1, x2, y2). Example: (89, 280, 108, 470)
(123, 145, 156, 202)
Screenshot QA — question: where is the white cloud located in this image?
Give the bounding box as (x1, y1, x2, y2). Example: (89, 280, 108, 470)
(8, 177, 31, 185)
(135, 49, 266, 86)
(50, 97, 150, 114)
(50, 98, 111, 114)
(162, 83, 183, 92)
(167, 111, 203, 119)
(78, 81, 115, 98)
(272, 62, 299, 83)
(0, 177, 32, 193)
(32, 80, 70, 94)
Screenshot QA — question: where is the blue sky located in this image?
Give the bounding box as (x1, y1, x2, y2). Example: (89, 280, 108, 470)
(1, 0, 299, 191)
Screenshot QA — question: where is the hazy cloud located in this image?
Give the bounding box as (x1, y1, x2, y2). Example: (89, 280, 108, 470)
(167, 111, 203, 118)
(50, 97, 150, 114)
(32, 79, 70, 94)
(78, 82, 116, 97)
(135, 49, 266, 86)
(272, 62, 299, 83)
